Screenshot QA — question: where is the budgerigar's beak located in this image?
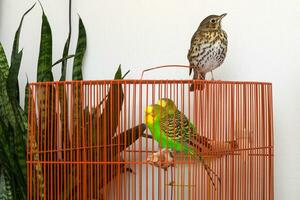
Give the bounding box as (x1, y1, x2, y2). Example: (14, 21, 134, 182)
(220, 13, 227, 19)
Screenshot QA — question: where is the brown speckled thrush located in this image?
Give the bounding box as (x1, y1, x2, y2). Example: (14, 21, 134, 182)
(188, 13, 228, 91)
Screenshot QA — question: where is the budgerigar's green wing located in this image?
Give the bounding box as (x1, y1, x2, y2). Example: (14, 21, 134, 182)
(160, 110, 196, 152)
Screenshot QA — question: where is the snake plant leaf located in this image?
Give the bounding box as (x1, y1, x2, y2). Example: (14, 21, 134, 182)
(37, 11, 53, 82)
(7, 51, 22, 104)
(60, 0, 72, 81)
(8, 3, 35, 104)
(60, 36, 71, 81)
(114, 64, 122, 79)
(71, 16, 86, 145)
(0, 168, 13, 200)
(0, 44, 26, 198)
(100, 65, 124, 144)
(11, 3, 35, 61)
(72, 16, 86, 80)
(24, 76, 29, 118)
(0, 43, 17, 129)
(52, 54, 75, 68)
(0, 43, 9, 80)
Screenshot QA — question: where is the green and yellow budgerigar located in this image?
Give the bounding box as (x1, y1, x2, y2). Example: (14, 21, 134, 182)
(144, 101, 196, 153)
(144, 98, 220, 188)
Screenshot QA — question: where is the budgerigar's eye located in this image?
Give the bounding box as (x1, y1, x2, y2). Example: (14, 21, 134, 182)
(211, 19, 216, 23)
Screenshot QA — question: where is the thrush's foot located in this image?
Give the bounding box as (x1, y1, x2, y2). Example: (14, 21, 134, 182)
(210, 71, 215, 80)
(125, 167, 136, 175)
(168, 180, 175, 186)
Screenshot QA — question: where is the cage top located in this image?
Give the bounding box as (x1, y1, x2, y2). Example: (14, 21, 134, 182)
(29, 79, 272, 86)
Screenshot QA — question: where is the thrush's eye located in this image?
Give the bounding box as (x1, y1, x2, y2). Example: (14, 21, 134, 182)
(211, 19, 216, 23)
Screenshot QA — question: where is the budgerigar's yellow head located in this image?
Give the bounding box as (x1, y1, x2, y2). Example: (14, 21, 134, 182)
(156, 98, 177, 114)
(144, 104, 164, 124)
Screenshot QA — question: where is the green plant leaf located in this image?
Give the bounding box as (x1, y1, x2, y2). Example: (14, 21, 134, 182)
(114, 64, 122, 79)
(0, 43, 9, 80)
(52, 54, 75, 68)
(7, 51, 22, 104)
(72, 16, 87, 80)
(60, 38, 71, 81)
(0, 43, 16, 129)
(60, 0, 72, 81)
(24, 76, 29, 118)
(0, 169, 13, 200)
(11, 3, 35, 61)
(37, 11, 53, 82)
(0, 44, 26, 198)
(8, 3, 36, 104)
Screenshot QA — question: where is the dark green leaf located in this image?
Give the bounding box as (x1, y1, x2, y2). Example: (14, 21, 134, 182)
(52, 54, 75, 68)
(0, 43, 9, 80)
(9, 3, 35, 104)
(60, 39, 71, 81)
(24, 76, 29, 117)
(122, 70, 130, 79)
(0, 44, 26, 198)
(114, 64, 122, 79)
(7, 4, 35, 103)
(7, 50, 22, 104)
(72, 16, 87, 80)
(60, 0, 72, 81)
(11, 3, 36, 60)
(0, 43, 16, 128)
(37, 12, 53, 82)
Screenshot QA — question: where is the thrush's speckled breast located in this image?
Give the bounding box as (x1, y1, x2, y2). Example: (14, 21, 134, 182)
(188, 14, 228, 91)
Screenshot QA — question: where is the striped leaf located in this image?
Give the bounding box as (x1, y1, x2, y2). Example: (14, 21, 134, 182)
(72, 16, 86, 143)
(36, 8, 54, 150)
(52, 55, 75, 68)
(24, 77, 29, 118)
(35, 10, 54, 199)
(26, 84, 44, 199)
(72, 16, 86, 80)
(59, 0, 72, 149)
(0, 43, 9, 80)
(10, 3, 35, 63)
(8, 3, 35, 104)
(37, 11, 53, 82)
(7, 51, 22, 104)
(0, 43, 17, 130)
(60, 0, 72, 81)
(60, 37, 71, 81)
(0, 168, 13, 200)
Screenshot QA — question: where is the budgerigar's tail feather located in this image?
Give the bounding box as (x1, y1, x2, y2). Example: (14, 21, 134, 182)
(188, 147, 220, 190)
(202, 160, 221, 190)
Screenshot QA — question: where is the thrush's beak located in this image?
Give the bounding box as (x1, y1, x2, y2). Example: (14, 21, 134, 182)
(220, 13, 227, 19)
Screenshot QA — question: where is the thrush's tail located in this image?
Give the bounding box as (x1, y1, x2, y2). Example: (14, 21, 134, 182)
(190, 72, 206, 91)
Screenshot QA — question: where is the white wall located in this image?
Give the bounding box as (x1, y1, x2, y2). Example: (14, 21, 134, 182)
(1, 0, 300, 199)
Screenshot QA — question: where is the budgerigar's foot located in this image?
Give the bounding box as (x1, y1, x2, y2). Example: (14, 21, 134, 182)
(146, 149, 174, 170)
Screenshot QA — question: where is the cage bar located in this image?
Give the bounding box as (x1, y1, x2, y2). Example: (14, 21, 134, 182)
(27, 80, 274, 200)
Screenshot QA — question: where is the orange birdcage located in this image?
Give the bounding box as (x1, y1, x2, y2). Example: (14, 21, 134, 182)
(27, 79, 274, 200)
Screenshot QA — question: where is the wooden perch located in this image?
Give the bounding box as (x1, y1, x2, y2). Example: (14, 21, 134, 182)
(111, 123, 146, 148)
(96, 123, 146, 196)
(105, 123, 147, 159)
